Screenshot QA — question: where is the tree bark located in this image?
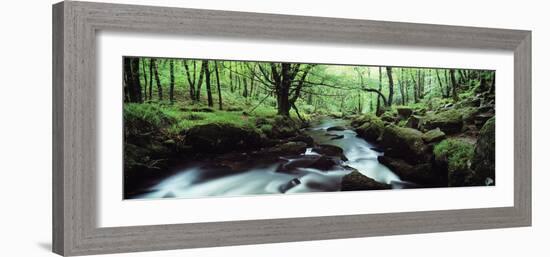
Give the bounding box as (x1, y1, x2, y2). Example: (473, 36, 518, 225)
(151, 58, 162, 100)
(450, 69, 459, 102)
(410, 72, 419, 103)
(399, 68, 405, 105)
(436, 70, 446, 97)
(204, 60, 213, 107)
(214, 61, 223, 110)
(386, 67, 394, 106)
(123, 57, 142, 103)
(148, 58, 153, 100)
(195, 61, 206, 101)
(277, 63, 292, 116)
(169, 59, 175, 103)
(141, 59, 148, 100)
(182, 60, 196, 101)
(376, 67, 382, 113)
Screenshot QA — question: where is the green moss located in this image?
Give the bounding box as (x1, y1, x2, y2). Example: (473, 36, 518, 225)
(124, 103, 177, 135)
(397, 119, 407, 127)
(434, 139, 474, 173)
(355, 114, 385, 141)
(423, 109, 464, 133)
(260, 124, 273, 134)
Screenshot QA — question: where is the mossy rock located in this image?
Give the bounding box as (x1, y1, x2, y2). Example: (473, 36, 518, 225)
(354, 114, 385, 142)
(380, 125, 429, 164)
(460, 107, 479, 124)
(341, 170, 391, 191)
(380, 110, 398, 123)
(422, 128, 446, 143)
(312, 144, 348, 161)
(396, 107, 413, 119)
(185, 123, 263, 153)
(271, 115, 300, 138)
(422, 109, 464, 134)
(378, 156, 442, 186)
(124, 103, 176, 137)
(266, 141, 308, 156)
(471, 117, 495, 185)
(434, 139, 475, 186)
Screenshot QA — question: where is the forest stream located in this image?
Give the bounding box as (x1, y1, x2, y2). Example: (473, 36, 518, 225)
(135, 117, 409, 199)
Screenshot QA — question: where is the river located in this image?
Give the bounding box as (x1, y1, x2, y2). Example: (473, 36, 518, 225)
(133, 117, 404, 199)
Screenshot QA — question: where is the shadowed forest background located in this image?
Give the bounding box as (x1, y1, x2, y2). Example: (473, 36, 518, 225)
(123, 57, 496, 199)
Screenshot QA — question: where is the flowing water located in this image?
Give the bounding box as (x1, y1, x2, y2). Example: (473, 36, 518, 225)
(134, 117, 403, 199)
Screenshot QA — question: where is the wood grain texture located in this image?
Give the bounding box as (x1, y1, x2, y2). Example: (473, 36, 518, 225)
(52, 1, 532, 256)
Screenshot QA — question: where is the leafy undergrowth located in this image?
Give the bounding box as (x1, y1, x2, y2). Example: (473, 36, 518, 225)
(434, 139, 474, 173)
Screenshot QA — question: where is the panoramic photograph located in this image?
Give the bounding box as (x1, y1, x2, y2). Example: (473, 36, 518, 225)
(123, 57, 496, 200)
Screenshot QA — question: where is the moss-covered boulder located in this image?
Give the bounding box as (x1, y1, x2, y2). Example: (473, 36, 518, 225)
(433, 139, 475, 186)
(341, 170, 391, 191)
(380, 110, 398, 123)
(380, 125, 430, 164)
(471, 117, 495, 185)
(422, 128, 446, 143)
(271, 115, 300, 138)
(378, 156, 442, 185)
(266, 141, 308, 156)
(422, 109, 463, 134)
(185, 123, 263, 153)
(396, 107, 413, 119)
(354, 114, 385, 142)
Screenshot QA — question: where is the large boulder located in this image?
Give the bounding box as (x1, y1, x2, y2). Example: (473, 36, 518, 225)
(279, 155, 340, 172)
(341, 170, 391, 191)
(378, 156, 443, 185)
(312, 144, 348, 161)
(471, 117, 496, 185)
(327, 125, 346, 131)
(422, 128, 446, 143)
(354, 114, 385, 142)
(433, 139, 476, 187)
(396, 107, 413, 119)
(267, 141, 308, 156)
(422, 109, 464, 134)
(185, 123, 263, 153)
(271, 115, 300, 138)
(380, 125, 430, 164)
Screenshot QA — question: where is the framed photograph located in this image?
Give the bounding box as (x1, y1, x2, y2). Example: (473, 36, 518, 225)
(52, 1, 531, 256)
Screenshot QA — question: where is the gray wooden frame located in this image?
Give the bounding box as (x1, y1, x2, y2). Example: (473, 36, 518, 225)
(52, 1, 531, 256)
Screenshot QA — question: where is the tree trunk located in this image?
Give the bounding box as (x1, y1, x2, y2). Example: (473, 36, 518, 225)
(123, 57, 142, 103)
(169, 59, 175, 103)
(195, 61, 206, 101)
(450, 69, 459, 102)
(151, 58, 162, 101)
(214, 61, 223, 110)
(182, 60, 196, 101)
(204, 60, 213, 107)
(242, 76, 248, 98)
(376, 67, 382, 113)
(436, 70, 446, 97)
(410, 72, 418, 103)
(141, 59, 148, 100)
(277, 63, 292, 116)
(399, 68, 405, 105)
(148, 58, 153, 100)
(386, 67, 394, 106)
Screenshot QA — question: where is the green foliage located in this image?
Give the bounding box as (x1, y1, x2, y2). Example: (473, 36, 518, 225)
(434, 139, 474, 173)
(123, 103, 177, 135)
